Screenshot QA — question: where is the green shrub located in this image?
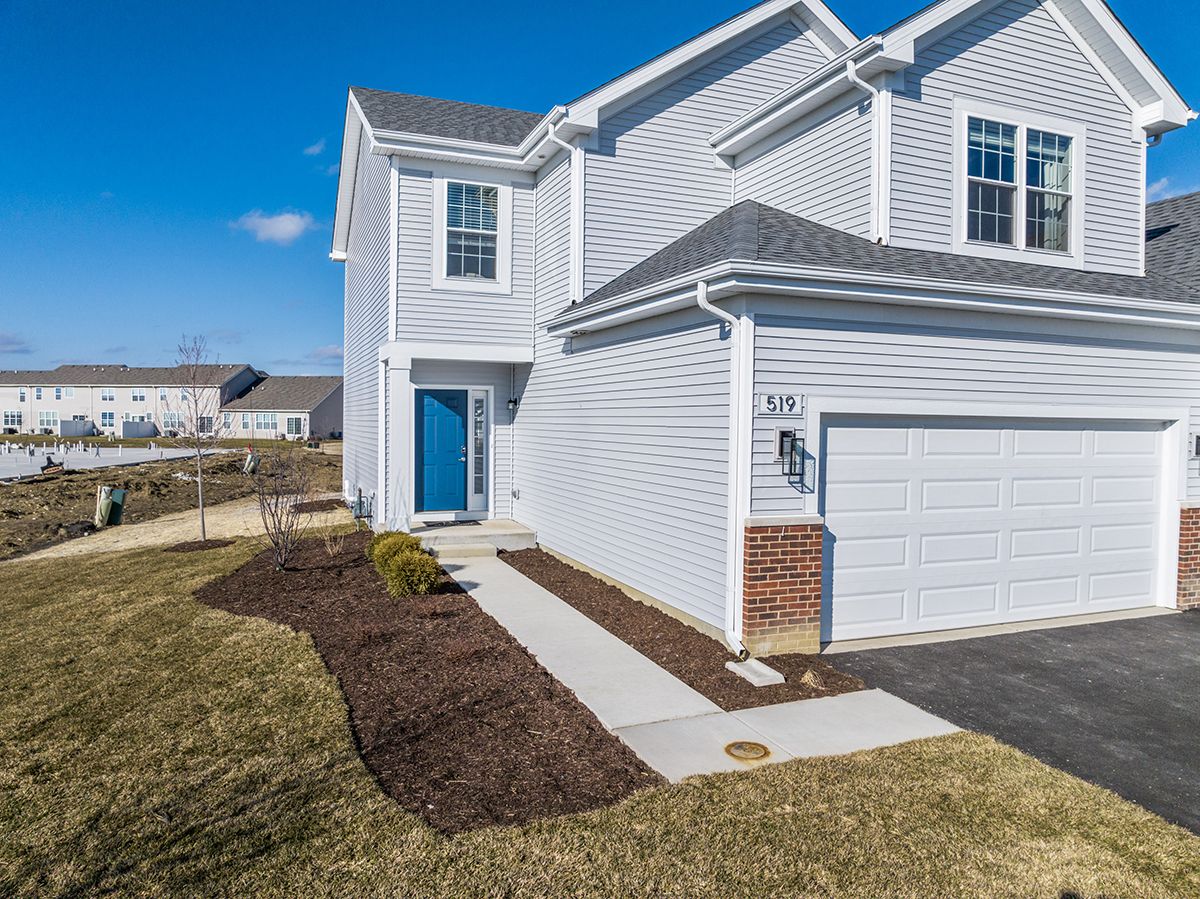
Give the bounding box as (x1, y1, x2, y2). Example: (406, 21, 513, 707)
(381, 550, 443, 597)
(366, 531, 422, 570)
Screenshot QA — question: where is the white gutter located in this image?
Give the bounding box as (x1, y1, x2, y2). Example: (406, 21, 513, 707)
(845, 58, 889, 245)
(696, 281, 751, 661)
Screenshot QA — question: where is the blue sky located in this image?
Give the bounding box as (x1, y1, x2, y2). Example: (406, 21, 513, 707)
(2, 0, 1196, 374)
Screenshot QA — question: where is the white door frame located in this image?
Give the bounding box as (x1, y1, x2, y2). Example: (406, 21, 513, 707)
(804, 396, 1188, 610)
(410, 383, 494, 523)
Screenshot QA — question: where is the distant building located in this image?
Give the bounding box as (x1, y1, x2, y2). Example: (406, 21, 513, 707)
(0, 364, 260, 437)
(220, 376, 343, 441)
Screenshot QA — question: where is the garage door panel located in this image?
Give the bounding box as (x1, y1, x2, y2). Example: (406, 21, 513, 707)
(823, 418, 1163, 641)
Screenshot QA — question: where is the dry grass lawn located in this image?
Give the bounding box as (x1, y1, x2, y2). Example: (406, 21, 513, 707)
(3, 541, 1199, 898)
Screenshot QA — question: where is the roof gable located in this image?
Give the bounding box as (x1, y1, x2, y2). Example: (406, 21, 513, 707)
(220, 376, 343, 413)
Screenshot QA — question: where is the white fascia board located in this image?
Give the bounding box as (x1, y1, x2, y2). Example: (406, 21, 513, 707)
(331, 97, 365, 259)
(709, 38, 913, 158)
(566, 0, 843, 126)
(548, 261, 1200, 336)
(377, 341, 534, 366)
(791, 2, 860, 56)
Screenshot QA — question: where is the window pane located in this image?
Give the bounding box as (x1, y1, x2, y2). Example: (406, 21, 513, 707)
(447, 182, 498, 232)
(967, 117, 1016, 184)
(1027, 129, 1072, 193)
(1027, 190, 1070, 251)
(967, 181, 1014, 245)
(447, 231, 497, 280)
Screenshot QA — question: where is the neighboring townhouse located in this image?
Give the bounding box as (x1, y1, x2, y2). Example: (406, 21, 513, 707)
(0, 364, 261, 437)
(220, 375, 344, 441)
(333, 0, 1199, 655)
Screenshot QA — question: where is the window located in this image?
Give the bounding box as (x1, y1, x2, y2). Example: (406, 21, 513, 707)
(198, 416, 213, 434)
(255, 412, 277, 432)
(242, 413, 250, 430)
(100, 412, 114, 428)
(101, 388, 114, 402)
(35, 388, 41, 400)
(286, 416, 303, 436)
(180, 387, 189, 401)
(19, 388, 25, 402)
(159, 387, 167, 402)
(72, 415, 86, 421)
(132, 387, 146, 402)
(55, 387, 62, 401)
(3, 411, 20, 427)
(40, 410, 59, 428)
(222, 412, 232, 429)
(962, 111, 1075, 258)
(162, 412, 182, 430)
(446, 182, 498, 280)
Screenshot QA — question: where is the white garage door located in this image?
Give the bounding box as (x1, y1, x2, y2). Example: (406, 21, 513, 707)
(822, 418, 1164, 642)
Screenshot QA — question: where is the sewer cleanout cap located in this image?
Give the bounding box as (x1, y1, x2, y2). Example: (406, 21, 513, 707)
(725, 741, 769, 761)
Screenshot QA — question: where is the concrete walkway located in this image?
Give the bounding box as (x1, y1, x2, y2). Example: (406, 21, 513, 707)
(443, 555, 959, 782)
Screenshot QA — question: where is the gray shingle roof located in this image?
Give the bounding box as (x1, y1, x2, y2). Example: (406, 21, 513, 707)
(1146, 190, 1200, 290)
(577, 201, 1200, 310)
(221, 376, 342, 413)
(0, 364, 254, 387)
(351, 87, 544, 147)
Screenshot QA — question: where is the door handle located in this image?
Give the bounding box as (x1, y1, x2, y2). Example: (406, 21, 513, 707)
(459, 446, 467, 463)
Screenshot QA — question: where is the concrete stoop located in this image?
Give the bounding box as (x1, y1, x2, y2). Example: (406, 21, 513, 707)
(411, 519, 536, 553)
(432, 543, 497, 559)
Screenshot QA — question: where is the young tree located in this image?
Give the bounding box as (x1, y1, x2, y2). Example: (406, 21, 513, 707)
(164, 335, 230, 541)
(250, 443, 316, 569)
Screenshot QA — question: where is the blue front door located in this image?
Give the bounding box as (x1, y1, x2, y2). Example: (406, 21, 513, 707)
(415, 390, 467, 512)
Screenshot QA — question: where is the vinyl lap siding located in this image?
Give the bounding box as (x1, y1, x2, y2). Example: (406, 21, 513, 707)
(395, 169, 533, 346)
(735, 97, 873, 238)
(342, 144, 391, 504)
(889, 0, 1142, 274)
(516, 311, 733, 628)
(584, 23, 829, 294)
(749, 308, 1200, 514)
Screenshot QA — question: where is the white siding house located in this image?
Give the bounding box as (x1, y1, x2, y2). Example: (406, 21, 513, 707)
(333, 0, 1198, 655)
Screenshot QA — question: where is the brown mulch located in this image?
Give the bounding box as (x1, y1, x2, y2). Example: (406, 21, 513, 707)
(194, 533, 663, 834)
(294, 498, 343, 514)
(164, 539, 236, 553)
(500, 549, 865, 712)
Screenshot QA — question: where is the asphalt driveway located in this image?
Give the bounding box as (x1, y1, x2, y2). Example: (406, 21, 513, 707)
(830, 612, 1200, 834)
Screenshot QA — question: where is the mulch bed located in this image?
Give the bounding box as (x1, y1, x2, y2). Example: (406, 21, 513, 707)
(294, 498, 343, 514)
(195, 533, 662, 833)
(500, 549, 865, 712)
(164, 538, 236, 553)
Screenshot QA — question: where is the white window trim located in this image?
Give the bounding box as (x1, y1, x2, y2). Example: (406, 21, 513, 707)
(951, 97, 1086, 269)
(430, 176, 513, 295)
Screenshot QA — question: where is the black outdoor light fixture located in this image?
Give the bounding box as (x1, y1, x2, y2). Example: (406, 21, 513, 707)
(773, 427, 804, 477)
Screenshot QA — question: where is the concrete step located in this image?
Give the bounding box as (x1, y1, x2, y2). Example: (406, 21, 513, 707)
(412, 519, 536, 553)
(432, 542, 497, 559)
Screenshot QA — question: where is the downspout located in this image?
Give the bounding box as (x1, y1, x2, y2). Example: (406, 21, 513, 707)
(547, 119, 583, 303)
(697, 280, 751, 661)
(845, 59, 888, 245)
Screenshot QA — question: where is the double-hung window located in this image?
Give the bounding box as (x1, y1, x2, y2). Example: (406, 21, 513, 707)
(255, 412, 277, 432)
(132, 387, 146, 402)
(101, 388, 114, 402)
(101, 411, 114, 428)
(35, 388, 42, 400)
(3, 411, 20, 427)
(963, 111, 1076, 258)
(446, 182, 499, 280)
(40, 410, 59, 429)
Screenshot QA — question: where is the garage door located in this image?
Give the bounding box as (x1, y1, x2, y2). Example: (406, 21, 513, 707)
(821, 418, 1164, 642)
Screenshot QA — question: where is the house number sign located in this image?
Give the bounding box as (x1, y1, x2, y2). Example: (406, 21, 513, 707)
(756, 394, 803, 415)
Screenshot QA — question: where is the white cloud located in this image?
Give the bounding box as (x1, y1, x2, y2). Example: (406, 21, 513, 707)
(100, 190, 114, 199)
(231, 209, 319, 245)
(1148, 177, 1171, 200)
(0, 329, 31, 354)
(303, 138, 326, 156)
(208, 329, 241, 344)
(325, 163, 340, 177)
(306, 345, 343, 361)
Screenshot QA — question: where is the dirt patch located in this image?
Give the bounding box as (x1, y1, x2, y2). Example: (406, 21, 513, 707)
(294, 498, 343, 514)
(0, 453, 341, 562)
(500, 548, 865, 712)
(195, 533, 662, 834)
(164, 539, 237, 553)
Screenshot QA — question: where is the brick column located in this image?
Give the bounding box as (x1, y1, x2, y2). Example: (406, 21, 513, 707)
(741, 515, 824, 656)
(1179, 504, 1200, 610)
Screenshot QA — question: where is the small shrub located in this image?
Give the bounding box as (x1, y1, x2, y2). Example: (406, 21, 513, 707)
(381, 550, 443, 597)
(322, 531, 346, 558)
(366, 530, 422, 565)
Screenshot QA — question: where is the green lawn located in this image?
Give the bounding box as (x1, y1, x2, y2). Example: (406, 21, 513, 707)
(3, 542, 1198, 898)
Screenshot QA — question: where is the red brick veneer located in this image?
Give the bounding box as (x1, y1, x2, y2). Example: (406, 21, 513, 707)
(1179, 506, 1200, 610)
(742, 518, 823, 655)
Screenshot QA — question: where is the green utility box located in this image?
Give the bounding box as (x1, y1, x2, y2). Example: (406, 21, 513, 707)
(94, 487, 128, 527)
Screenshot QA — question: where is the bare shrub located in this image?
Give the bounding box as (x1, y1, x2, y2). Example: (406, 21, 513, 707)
(800, 667, 825, 691)
(251, 444, 316, 570)
(322, 531, 346, 558)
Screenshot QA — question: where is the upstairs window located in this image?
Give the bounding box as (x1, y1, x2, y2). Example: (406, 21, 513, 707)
(101, 388, 114, 401)
(35, 388, 42, 400)
(446, 182, 499, 280)
(132, 387, 146, 402)
(159, 387, 167, 402)
(964, 114, 1074, 256)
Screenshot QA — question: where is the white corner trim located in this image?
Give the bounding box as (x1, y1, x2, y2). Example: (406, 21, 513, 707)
(388, 159, 399, 341)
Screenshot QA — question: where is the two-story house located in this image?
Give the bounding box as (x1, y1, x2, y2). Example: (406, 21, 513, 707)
(332, 0, 1197, 657)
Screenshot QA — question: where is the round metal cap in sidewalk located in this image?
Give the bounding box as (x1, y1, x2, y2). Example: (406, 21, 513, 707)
(725, 741, 769, 760)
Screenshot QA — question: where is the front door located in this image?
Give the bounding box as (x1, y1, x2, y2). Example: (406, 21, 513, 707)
(415, 390, 467, 512)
